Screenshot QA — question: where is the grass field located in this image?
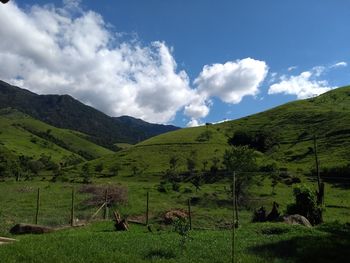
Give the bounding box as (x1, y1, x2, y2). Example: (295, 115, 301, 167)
(1, 172, 350, 262)
(0, 220, 350, 262)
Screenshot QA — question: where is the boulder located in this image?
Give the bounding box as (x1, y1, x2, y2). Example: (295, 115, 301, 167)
(283, 214, 312, 227)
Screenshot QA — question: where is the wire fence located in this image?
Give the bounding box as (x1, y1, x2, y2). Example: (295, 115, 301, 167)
(1, 171, 350, 235)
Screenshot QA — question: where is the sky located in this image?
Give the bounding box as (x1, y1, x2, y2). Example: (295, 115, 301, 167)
(0, 0, 350, 127)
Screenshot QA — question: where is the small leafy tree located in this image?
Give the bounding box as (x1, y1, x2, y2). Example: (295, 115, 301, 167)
(223, 145, 257, 227)
(201, 160, 208, 172)
(173, 217, 192, 252)
(161, 155, 181, 192)
(190, 173, 203, 192)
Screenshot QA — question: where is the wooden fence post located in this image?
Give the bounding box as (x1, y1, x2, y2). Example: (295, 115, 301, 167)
(35, 188, 40, 225)
(232, 171, 236, 263)
(104, 189, 108, 220)
(70, 187, 75, 226)
(146, 191, 149, 225)
(188, 198, 192, 230)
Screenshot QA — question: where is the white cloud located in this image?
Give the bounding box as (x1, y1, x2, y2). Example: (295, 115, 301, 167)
(0, 1, 195, 123)
(268, 67, 334, 99)
(330, 61, 347, 68)
(288, 66, 297, 71)
(194, 58, 268, 104)
(186, 119, 201, 127)
(0, 1, 269, 125)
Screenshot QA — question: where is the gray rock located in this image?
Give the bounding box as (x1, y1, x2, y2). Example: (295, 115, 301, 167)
(283, 214, 312, 227)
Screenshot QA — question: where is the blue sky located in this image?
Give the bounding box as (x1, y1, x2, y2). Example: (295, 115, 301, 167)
(1, 0, 350, 126)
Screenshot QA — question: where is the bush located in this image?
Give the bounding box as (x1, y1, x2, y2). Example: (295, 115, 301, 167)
(286, 185, 323, 225)
(79, 184, 128, 207)
(157, 181, 172, 193)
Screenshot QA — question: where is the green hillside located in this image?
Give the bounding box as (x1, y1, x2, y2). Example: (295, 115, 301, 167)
(0, 108, 113, 166)
(0, 80, 179, 149)
(89, 86, 350, 176)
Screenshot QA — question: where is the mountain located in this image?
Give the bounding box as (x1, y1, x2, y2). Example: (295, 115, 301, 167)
(0, 80, 179, 149)
(87, 86, 350, 177)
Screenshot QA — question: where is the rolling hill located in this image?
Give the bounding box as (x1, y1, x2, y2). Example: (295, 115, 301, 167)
(0, 80, 179, 149)
(88, 86, 350, 177)
(0, 108, 114, 167)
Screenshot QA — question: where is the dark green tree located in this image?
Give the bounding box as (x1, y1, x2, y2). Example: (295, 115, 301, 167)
(81, 163, 92, 184)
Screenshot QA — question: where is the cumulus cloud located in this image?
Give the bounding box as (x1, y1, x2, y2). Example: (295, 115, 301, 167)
(194, 58, 268, 104)
(268, 67, 334, 99)
(0, 1, 269, 125)
(0, 1, 195, 123)
(182, 58, 268, 126)
(288, 66, 297, 71)
(330, 61, 347, 68)
(186, 119, 201, 127)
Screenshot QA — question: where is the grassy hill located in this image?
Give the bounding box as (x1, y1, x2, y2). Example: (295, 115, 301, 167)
(88, 86, 350, 177)
(0, 108, 113, 167)
(0, 80, 179, 149)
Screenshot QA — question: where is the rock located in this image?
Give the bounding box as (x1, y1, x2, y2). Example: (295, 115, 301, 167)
(163, 210, 188, 224)
(252, 206, 267, 222)
(283, 214, 312, 227)
(10, 224, 55, 235)
(266, 202, 280, 222)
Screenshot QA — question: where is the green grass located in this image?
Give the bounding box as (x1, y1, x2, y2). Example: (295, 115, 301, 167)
(1, 174, 350, 262)
(0, 221, 350, 262)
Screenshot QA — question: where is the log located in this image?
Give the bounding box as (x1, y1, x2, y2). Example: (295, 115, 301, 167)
(10, 224, 55, 235)
(0, 237, 17, 245)
(113, 211, 128, 231)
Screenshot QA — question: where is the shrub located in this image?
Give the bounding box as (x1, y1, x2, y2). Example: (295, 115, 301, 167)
(173, 217, 192, 251)
(286, 185, 323, 225)
(157, 181, 172, 193)
(79, 184, 128, 207)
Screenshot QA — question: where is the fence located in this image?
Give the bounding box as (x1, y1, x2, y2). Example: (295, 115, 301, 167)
(1, 171, 350, 235)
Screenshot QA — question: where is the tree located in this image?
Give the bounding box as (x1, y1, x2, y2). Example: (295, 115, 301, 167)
(95, 163, 104, 173)
(228, 129, 278, 153)
(186, 150, 197, 175)
(161, 155, 181, 192)
(81, 163, 91, 184)
(223, 145, 257, 227)
(169, 155, 179, 171)
(109, 163, 121, 177)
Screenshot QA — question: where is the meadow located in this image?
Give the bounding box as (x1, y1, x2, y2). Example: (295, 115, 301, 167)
(1, 172, 350, 262)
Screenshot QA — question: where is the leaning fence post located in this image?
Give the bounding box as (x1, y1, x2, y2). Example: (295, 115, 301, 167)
(146, 191, 149, 225)
(35, 187, 40, 225)
(104, 189, 108, 220)
(70, 187, 75, 226)
(188, 198, 192, 230)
